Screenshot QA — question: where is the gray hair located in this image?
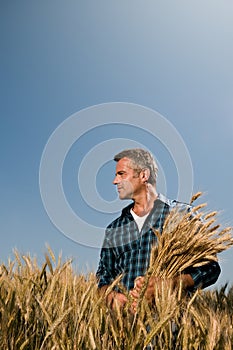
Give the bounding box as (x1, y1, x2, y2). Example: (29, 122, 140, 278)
(114, 148, 158, 186)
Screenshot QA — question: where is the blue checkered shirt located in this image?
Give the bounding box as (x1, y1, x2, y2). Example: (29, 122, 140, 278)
(96, 194, 220, 291)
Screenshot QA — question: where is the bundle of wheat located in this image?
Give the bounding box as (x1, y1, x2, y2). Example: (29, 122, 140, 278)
(148, 193, 233, 279)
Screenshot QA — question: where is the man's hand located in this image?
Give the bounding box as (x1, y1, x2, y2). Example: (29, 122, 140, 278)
(173, 274, 194, 290)
(99, 285, 128, 310)
(106, 291, 128, 310)
(129, 276, 159, 310)
(129, 274, 194, 311)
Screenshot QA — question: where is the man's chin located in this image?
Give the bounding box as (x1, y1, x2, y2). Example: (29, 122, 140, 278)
(119, 194, 132, 200)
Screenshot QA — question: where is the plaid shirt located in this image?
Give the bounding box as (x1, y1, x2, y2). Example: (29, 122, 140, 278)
(96, 194, 221, 291)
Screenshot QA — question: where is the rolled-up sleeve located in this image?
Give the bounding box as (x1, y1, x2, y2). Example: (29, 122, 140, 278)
(184, 261, 221, 291)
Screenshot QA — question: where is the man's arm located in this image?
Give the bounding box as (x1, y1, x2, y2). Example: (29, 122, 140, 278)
(130, 261, 221, 308)
(96, 245, 115, 288)
(183, 260, 221, 291)
(130, 273, 194, 304)
(96, 242, 128, 309)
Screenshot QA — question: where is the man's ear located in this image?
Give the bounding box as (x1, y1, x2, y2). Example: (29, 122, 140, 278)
(141, 168, 150, 183)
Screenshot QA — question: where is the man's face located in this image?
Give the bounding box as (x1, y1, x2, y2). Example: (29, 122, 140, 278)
(113, 157, 143, 200)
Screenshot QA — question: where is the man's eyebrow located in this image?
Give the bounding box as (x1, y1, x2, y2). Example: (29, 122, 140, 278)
(115, 170, 126, 175)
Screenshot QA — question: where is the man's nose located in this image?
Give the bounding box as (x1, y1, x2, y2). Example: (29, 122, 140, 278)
(113, 175, 119, 185)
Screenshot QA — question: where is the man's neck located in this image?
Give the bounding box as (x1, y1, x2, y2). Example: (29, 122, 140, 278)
(132, 187, 158, 217)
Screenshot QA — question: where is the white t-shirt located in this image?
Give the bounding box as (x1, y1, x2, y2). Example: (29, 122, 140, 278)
(130, 209, 150, 232)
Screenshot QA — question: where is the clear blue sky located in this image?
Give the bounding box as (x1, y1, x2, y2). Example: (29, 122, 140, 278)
(1, 1, 233, 288)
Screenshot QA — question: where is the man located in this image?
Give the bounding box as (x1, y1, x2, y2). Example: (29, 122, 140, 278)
(96, 148, 221, 309)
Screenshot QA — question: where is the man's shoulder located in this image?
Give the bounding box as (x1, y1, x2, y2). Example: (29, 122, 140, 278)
(157, 193, 192, 211)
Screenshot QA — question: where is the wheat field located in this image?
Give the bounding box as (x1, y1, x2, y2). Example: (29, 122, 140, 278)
(1, 249, 233, 350)
(1, 196, 233, 349)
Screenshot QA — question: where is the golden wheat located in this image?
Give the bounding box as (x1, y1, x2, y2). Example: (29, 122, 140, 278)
(0, 195, 233, 349)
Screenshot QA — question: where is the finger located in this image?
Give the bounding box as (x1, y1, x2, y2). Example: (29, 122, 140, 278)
(134, 284, 142, 292)
(135, 279, 144, 289)
(135, 276, 143, 283)
(131, 300, 137, 313)
(130, 305, 137, 315)
(134, 276, 144, 287)
(130, 289, 139, 299)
